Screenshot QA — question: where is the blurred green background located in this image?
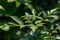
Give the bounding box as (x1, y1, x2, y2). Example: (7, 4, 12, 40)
(0, 0, 60, 40)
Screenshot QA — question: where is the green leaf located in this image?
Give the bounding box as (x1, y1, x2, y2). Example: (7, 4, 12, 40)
(25, 12, 30, 19)
(30, 24, 37, 32)
(55, 25, 60, 30)
(0, 5, 5, 10)
(25, 3, 33, 10)
(36, 23, 45, 27)
(31, 15, 36, 21)
(56, 35, 60, 39)
(32, 9, 36, 15)
(35, 20, 42, 24)
(42, 11, 47, 18)
(10, 16, 23, 24)
(15, 0, 20, 7)
(1, 24, 10, 31)
(7, 0, 16, 2)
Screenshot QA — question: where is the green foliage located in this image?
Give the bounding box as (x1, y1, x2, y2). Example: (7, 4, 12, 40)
(0, 0, 60, 40)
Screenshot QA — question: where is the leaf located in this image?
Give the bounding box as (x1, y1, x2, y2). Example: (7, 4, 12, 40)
(30, 24, 37, 32)
(36, 23, 45, 27)
(1, 24, 10, 31)
(0, 5, 5, 10)
(32, 9, 36, 15)
(16, 0, 20, 7)
(0, 25, 3, 28)
(7, 0, 16, 2)
(48, 15, 59, 20)
(25, 3, 33, 10)
(8, 22, 19, 26)
(41, 30, 49, 34)
(50, 8, 58, 14)
(56, 35, 60, 39)
(42, 11, 47, 18)
(35, 20, 42, 24)
(31, 15, 36, 21)
(10, 16, 23, 24)
(25, 12, 30, 19)
(55, 25, 60, 30)
(50, 25, 54, 30)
